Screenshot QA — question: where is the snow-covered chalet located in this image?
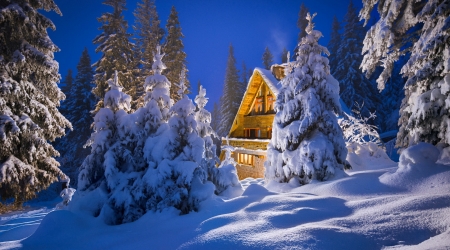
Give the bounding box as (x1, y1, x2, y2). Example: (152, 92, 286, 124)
(221, 65, 285, 179)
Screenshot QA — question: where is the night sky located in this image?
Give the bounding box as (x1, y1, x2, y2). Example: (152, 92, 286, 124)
(47, 0, 361, 111)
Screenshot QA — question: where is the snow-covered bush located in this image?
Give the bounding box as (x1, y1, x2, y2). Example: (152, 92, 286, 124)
(339, 102, 381, 145)
(265, 13, 348, 185)
(210, 140, 242, 198)
(56, 187, 76, 209)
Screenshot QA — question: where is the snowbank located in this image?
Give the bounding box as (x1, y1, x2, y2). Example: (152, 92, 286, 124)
(1, 144, 450, 249)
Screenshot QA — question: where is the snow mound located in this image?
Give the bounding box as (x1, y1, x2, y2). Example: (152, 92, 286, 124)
(346, 142, 396, 171)
(380, 143, 450, 192)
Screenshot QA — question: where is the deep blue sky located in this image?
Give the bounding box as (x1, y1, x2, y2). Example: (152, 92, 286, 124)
(47, 0, 361, 111)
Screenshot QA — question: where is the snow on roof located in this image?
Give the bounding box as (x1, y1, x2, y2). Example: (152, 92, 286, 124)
(253, 67, 280, 95)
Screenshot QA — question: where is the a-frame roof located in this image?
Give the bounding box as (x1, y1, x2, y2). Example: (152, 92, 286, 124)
(228, 68, 280, 136)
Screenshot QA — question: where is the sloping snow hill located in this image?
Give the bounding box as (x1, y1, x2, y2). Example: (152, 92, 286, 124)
(1, 143, 450, 249)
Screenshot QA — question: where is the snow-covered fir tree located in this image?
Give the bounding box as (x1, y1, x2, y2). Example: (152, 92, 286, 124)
(194, 85, 240, 196)
(262, 46, 274, 70)
(96, 45, 173, 224)
(163, 6, 189, 102)
(334, 1, 379, 115)
(132, 0, 164, 108)
(92, 0, 137, 111)
(378, 56, 407, 133)
(265, 13, 349, 185)
(0, 0, 71, 204)
(143, 69, 213, 214)
(54, 48, 96, 187)
(78, 71, 131, 192)
(218, 44, 241, 137)
(327, 16, 341, 75)
(360, 0, 450, 149)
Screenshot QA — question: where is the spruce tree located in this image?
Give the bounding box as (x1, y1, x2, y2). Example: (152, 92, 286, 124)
(327, 16, 341, 75)
(262, 46, 274, 70)
(144, 69, 212, 214)
(78, 71, 131, 192)
(133, 0, 164, 107)
(334, 1, 379, 115)
(265, 13, 348, 185)
(293, 3, 309, 59)
(92, 0, 136, 111)
(61, 69, 74, 95)
(218, 44, 241, 137)
(163, 6, 189, 102)
(0, 0, 71, 204)
(55, 48, 96, 187)
(360, 0, 450, 149)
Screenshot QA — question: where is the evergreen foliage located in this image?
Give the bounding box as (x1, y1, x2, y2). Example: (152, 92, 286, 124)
(293, 3, 309, 59)
(0, 0, 71, 204)
(218, 44, 241, 137)
(92, 0, 136, 111)
(163, 6, 189, 102)
(334, 1, 379, 116)
(55, 48, 96, 187)
(360, 0, 450, 149)
(133, 0, 164, 108)
(262, 46, 274, 70)
(265, 13, 348, 185)
(61, 69, 74, 95)
(78, 71, 131, 192)
(327, 16, 341, 75)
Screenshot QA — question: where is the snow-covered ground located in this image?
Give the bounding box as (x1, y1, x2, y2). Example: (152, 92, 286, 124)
(1, 143, 450, 250)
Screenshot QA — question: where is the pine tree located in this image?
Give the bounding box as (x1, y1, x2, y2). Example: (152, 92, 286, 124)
(144, 69, 212, 214)
(262, 46, 274, 70)
(133, 0, 164, 107)
(163, 6, 189, 102)
(92, 0, 136, 111)
(265, 13, 348, 185)
(360, 0, 450, 149)
(293, 3, 309, 60)
(240, 61, 251, 92)
(0, 0, 71, 204)
(78, 71, 131, 192)
(218, 44, 241, 137)
(61, 69, 74, 95)
(281, 47, 289, 64)
(194, 85, 236, 195)
(327, 16, 341, 75)
(55, 48, 96, 187)
(334, 1, 379, 115)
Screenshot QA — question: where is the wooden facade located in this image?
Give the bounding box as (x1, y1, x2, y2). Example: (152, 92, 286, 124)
(221, 67, 281, 180)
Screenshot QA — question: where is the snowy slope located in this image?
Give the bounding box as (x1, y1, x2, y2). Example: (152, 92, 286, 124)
(1, 143, 450, 249)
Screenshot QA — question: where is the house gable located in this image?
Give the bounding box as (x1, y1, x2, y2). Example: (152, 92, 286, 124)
(228, 68, 280, 137)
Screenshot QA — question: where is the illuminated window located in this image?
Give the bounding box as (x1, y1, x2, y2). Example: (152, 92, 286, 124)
(267, 95, 275, 112)
(267, 128, 272, 138)
(254, 97, 263, 113)
(237, 153, 255, 166)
